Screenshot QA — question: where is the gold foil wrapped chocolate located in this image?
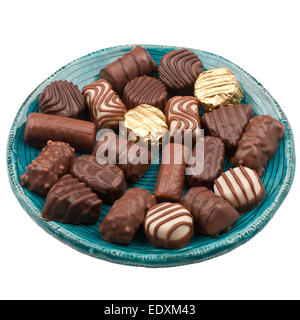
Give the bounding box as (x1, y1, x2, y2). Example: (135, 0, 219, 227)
(121, 104, 168, 148)
(194, 68, 244, 111)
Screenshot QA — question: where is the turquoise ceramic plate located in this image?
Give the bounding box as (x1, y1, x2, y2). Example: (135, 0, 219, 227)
(7, 45, 295, 267)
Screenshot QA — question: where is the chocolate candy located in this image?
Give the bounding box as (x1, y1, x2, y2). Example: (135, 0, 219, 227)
(187, 136, 225, 189)
(92, 131, 152, 183)
(231, 115, 285, 176)
(144, 202, 194, 249)
(82, 79, 127, 130)
(70, 155, 126, 204)
(24, 113, 96, 153)
(38, 80, 85, 118)
(42, 174, 102, 224)
(20, 140, 75, 196)
(154, 143, 190, 203)
(201, 104, 253, 154)
(181, 186, 240, 236)
(99, 188, 156, 245)
(165, 96, 201, 142)
(194, 68, 244, 111)
(158, 49, 204, 95)
(99, 46, 157, 93)
(123, 75, 168, 110)
(214, 166, 265, 213)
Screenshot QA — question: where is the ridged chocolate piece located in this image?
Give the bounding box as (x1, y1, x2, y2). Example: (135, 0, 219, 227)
(158, 49, 204, 95)
(39, 80, 85, 118)
(99, 188, 156, 245)
(165, 96, 201, 141)
(144, 202, 194, 249)
(187, 136, 225, 189)
(214, 166, 265, 213)
(24, 113, 96, 153)
(42, 174, 102, 224)
(201, 104, 254, 154)
(20, 140, 76, 196)
(123, 76, 168, 110)
(82, 79, 127, 130)
(181, 187, 240, 236)
(92, 131, 152, 183)
(99, 46, 157, 93)
(231, 115, 285, 176)
(70, 155, 126, 204)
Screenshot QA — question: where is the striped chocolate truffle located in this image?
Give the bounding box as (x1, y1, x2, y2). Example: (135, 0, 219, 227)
(122, 75, 168, 111)
(83, 79, 127, 130)
(39, 80, 85, 118)
(213, 166, 265, 213)
(144, 202, 194, 249)
(158, 49, 204, 95)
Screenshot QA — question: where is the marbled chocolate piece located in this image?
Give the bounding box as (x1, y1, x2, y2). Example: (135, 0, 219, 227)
(187, 136, 225, 188)
(181, 186, 240, 236)
(24, 113, 96, 153)
(213, 166, 265, 213)
(20, 140, 76, 196)
(42, 174, 102, 224)
(144, 202, 194, 249)
(123, 75, 168, 110)
(82, 79, 127, 130)
(158, 49, 204, 95)
(99, 188, 156, 245)
(39, 80, 85, 118)
(99, 46, 157, 93)
(70, 155, 126, 204)
(201, 104, 253, 154)
(231, 115, 285, 176)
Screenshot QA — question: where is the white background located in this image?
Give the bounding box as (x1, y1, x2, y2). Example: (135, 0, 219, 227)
(1, 0, 299, 300)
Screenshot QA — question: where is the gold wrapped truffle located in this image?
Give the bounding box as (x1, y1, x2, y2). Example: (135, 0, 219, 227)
(121, 104, 168, 148)
(194, 68, 244, 111)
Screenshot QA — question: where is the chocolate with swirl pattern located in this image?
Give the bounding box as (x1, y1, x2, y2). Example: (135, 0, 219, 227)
(158, 49, 204, 95)
(39, 80, 85, 118)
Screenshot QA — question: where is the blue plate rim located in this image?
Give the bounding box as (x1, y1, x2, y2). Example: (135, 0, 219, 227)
(6, 44, 296, 267)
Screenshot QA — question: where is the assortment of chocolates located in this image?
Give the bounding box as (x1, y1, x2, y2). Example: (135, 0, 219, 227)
(20, 45, 285, 251)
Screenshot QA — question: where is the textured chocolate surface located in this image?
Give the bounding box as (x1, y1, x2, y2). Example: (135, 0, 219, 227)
(181, 186, 240, 236)
(99, 188, 156, 245)
(201, 104, 254, 154)
(70, 155, 126, 204)
(24, 113, 96, 153)
(39, 80, 85, 118)
(92, 131, 152, 183)
(187, 136, 225, 189)
(99, 46, 157, 93)
(20, 140, 75, 196)
(42, 174, 102, 224)
(158, 49, 204, 95)
(82, 79, 127, 130)
(144, 202, 194, 249)
(231, 115, 285, 176)
(122, 75, 168, 110)
(154, 143, 190, 203)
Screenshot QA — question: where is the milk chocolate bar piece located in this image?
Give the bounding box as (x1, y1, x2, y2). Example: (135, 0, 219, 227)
(231, 115, 285, 176)
(42, 174, 102, 224)
(70, 155, 126, 204)
(20, 140, 76, 196)
(99, 188, 156, 245)
(99, 46, 157, 93)
(144, 202, 194, 249)
(154, 143, 190, 203)
(24, 113, 96, 153)
(201, 104, 254, 154)
(181, 186, 240, 236)
(187, 136, 225, 189)
(92, 131, 152, 183)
